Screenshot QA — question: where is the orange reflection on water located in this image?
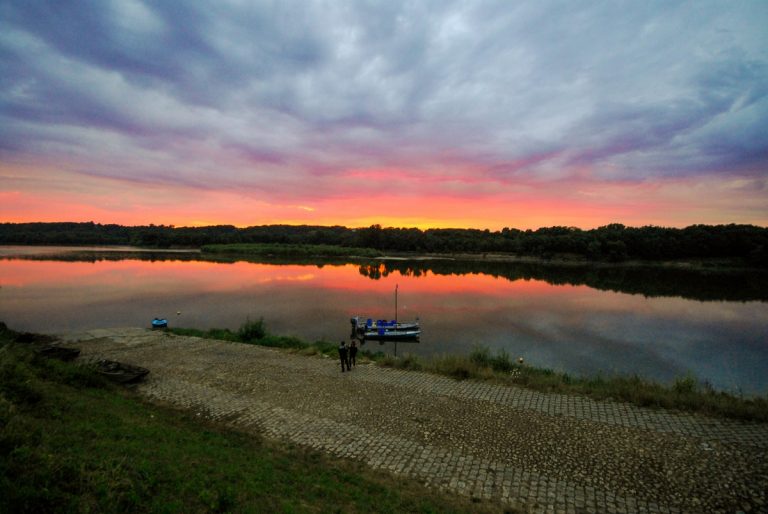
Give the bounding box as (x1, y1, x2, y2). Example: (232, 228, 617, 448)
(0, 258, 588, 299)
(2, 258, 735, 324)
(3, 256, 767, 396)
(0, 259, 321, 292)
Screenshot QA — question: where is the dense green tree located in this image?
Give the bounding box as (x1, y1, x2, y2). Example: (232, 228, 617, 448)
(1, 222, 766, 266)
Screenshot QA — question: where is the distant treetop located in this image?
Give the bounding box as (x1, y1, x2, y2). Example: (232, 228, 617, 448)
(1, 221, 766, 266)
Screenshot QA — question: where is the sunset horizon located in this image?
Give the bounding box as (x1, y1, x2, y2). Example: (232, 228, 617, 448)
(2, 2, 767, 232)
(3, 216, 767, 233)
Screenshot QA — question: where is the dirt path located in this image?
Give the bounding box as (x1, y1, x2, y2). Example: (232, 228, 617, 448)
(63, 328, 767, 513)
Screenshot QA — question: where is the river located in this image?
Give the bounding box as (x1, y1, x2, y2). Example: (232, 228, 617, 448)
(1, 246, 766, 395)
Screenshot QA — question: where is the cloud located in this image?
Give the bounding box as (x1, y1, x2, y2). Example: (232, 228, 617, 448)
(1, 0, 767, 226)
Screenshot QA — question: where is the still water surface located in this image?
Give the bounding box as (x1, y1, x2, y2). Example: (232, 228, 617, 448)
(1, 246, 766, 395)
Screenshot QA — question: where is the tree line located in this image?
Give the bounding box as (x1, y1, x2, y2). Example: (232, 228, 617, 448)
(1, 221, 766, 265)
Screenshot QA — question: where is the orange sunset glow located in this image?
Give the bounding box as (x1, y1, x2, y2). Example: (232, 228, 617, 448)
(2, 162, 766, 230)
(2, 2, 766, 230)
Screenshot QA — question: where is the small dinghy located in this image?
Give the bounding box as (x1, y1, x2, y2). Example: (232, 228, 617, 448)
(151, 318, 168, 329)
(97, 359, 150, 384)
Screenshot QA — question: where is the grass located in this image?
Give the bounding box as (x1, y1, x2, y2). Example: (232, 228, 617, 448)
(169, 319, 382, 360)
(172, 320, 768, 422)
(0, 322, 506, 514)
(379, 346, 768, 422)
(201, 243, 382, 258)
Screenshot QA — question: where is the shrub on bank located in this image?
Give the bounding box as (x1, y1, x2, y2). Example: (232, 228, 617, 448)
(238, 317, 266, 342)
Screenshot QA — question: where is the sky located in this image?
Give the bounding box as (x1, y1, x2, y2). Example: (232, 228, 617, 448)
(1, 1, 767, 230)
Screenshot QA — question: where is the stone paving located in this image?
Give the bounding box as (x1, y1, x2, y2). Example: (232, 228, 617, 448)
(62, 328, 768, 514)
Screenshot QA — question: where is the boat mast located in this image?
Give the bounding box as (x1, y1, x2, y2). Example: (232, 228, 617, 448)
(395, 283, 398, 325)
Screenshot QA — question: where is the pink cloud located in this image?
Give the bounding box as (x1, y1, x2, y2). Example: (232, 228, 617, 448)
(2, 158, 766, 229)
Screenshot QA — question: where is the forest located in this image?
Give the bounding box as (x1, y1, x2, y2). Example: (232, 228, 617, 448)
(1, 221, 766, 266)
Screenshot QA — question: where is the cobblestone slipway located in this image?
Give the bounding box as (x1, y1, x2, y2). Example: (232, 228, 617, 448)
(62, 328, 767, 514)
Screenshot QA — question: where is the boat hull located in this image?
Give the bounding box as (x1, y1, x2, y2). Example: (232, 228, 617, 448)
(362, 329, 421, 341)
(35, 345, 81, 361)
(349, 287, 421, 342)
(97, 359, 150, 384)
(350, 316, 420, 337)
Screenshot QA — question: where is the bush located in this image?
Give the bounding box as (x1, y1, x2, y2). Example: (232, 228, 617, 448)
(238, 318, 266, 342)
(258, 335, 306, 350)
(490, 349, 514, 373)
(312, 340, 338, 356)
(379, 355, 398, 368)
(433, 355, 479, 380)
(469, 346, 514, 373)
(469, 346, 492, 368)
(673, 374, 697, 395)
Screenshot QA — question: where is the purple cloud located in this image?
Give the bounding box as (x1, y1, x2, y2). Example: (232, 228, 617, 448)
(1, 0, 766, 203)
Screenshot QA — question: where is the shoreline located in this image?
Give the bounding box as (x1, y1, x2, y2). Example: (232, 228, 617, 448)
(2, 243, 763, 272)
(50, 327, 768, 512)
(3, 323, 767, 512)
(377, 251, 765, 271)
(0, 244, 201, 258)
(162, 323, 768, 421)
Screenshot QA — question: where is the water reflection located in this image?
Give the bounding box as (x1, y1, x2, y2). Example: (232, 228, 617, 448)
(362, 339, 421, 358)
(358, 260, 768, 302)
(1, 249, 766, 394)
(6, 247, 766, 302)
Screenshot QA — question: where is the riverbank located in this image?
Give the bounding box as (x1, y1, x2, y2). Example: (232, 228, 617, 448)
(0, 323, 500, 513)
(4, 242, 765, 274)
(405, 252, 767, 271)
(198, 242, 765, 271)
(201, 242, 382, 258)
(57, 327, 768, 512)
(168, 321, 768, 422)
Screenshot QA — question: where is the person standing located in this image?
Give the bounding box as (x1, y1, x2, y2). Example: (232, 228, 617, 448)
(349, 339, 358, 368)
(338, 340, 349, 372)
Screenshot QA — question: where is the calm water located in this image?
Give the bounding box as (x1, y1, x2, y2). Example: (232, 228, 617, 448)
(1, 246, 766, 395)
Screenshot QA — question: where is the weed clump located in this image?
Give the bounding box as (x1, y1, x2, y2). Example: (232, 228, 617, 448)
(238, 318, 266, 342)
(469, 346, 514, 373)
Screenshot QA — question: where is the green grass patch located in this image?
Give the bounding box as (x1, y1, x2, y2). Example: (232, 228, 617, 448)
(165, 326, 241, 342)
(0, 322, 505, 514)
(168, 319, 333, 355)
(169, 320, 388, 365)
(201, 243, 382, 258)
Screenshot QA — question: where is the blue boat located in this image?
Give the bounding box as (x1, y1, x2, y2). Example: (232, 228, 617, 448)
(363, 326, 421, 341)
(151, 318, 168, 329)
(350, 285, 420, 341)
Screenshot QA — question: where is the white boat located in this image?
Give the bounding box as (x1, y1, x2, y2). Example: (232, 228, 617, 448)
(351, 317, 421, 340)
(350, 285, 421, 341)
